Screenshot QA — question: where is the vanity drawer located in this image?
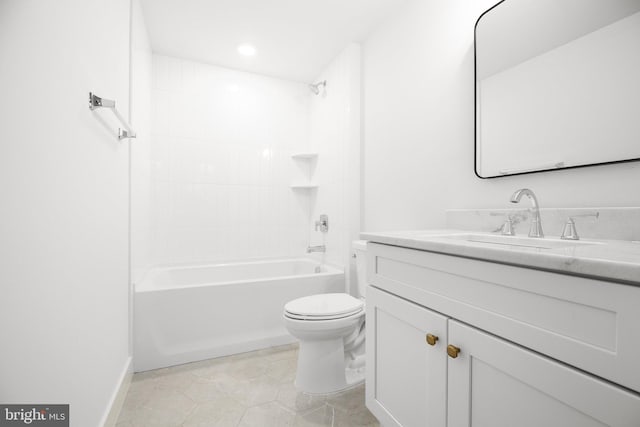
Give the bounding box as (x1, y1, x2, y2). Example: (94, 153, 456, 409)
(367, 242, 640, 393)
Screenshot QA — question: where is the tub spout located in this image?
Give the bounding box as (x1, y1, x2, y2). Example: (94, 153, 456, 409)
(307, 245, 326, 253)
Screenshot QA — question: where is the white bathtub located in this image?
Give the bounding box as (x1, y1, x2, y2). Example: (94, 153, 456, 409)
(134, 258, 344, 371)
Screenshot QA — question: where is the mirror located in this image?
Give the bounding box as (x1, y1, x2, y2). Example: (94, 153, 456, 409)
(475, 0, 640, 178)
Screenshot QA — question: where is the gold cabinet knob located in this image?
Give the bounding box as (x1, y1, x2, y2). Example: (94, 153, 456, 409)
(426, 334, 439, 346)
(447, 344, 461, 359)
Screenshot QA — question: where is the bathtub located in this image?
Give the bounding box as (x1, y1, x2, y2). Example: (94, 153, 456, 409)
(134, 258, 344, 371)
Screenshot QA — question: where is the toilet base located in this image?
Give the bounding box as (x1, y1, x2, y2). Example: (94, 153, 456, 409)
(294, 337, 365, 394)
(344, 366, 366, 391)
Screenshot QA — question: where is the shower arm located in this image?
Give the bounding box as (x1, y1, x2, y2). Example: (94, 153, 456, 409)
(309, 80, 327, 94)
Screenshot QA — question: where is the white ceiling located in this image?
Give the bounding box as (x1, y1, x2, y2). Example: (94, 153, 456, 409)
(140, 0, 406, 83)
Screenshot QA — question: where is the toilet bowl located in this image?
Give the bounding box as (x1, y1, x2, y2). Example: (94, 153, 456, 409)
(283, 240, 368, 394)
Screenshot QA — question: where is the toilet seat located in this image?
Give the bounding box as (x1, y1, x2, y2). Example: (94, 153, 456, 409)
(285, 308, 364, 321)
(284, 293, 364, 321)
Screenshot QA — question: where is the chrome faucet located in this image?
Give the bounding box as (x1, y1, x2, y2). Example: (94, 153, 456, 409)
(307, 245, 326, 253)
(510, 188, 544, 238)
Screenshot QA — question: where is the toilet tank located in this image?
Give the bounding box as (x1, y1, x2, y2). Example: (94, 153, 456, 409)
(352, 240, 368, 298)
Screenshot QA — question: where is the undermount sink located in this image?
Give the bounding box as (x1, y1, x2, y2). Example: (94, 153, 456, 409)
(431, 233, 602, 250)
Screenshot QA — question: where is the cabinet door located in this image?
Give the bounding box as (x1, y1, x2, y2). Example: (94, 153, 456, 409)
(366, 286, 448, 427)
(448, 320, 640, 427)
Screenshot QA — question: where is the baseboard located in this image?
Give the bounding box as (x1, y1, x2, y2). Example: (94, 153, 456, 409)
(101, 356, 133, 427)
(135, 334, 297, 372)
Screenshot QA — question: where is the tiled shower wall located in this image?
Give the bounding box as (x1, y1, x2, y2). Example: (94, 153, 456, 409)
(149, 55, 311, 265)
(307, 44, 361, 291)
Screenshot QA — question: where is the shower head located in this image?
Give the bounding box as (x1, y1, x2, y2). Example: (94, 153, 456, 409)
(309, 80, 327, 95)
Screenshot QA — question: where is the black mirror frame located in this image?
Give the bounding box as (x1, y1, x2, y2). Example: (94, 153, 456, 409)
(473, 0, 640, 179)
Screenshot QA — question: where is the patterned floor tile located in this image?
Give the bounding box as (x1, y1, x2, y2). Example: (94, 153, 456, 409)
(276, 382, 327, 413)
(293, 404, 335, 427)
(181, 396, 246, 427)
(237, 401, 295, 427)
(117, 344, 378, 427)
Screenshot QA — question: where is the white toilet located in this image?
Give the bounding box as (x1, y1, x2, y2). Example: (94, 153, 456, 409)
(283, 240, 368, 394)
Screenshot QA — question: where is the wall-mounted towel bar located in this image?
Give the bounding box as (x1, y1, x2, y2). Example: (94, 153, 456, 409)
(89, 92, 136, 140)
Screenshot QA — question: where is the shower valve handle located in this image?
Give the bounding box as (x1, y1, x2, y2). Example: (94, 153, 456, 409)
(315, 214, 329, 233)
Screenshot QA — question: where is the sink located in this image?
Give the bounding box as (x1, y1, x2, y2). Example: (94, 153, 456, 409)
(430, 233, 602, 250)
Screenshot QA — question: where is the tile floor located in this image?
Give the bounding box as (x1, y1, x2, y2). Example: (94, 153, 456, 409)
(117, 344, 379, 427)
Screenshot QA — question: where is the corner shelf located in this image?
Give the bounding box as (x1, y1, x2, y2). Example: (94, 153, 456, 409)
(291, 152, 319, 160)
(290, 183, 318, 189)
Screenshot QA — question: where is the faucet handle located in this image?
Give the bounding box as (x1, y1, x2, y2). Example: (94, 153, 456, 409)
(315, 214, 329, 233)
(490, 212, 519, 235)
(571, 212, 600, 220)
(561, 218, 579, 240)
(560, 212, 599, 241)
(500, 218, 516, 236)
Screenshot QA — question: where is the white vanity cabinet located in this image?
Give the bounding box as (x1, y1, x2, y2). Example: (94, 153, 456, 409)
(365, 242, 640, 427)
(366, 286, 448, 427)
(447, 320, 640, 427)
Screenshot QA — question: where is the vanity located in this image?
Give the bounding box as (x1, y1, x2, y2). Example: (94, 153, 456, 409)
(363, 0, 640, 422)
(362, 229, 640, 427)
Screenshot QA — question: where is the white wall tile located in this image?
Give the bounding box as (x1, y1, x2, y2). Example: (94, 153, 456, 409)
(147, 51, 360, 270)
(149, 55, 311, 265)
(308, 44, 362, 284)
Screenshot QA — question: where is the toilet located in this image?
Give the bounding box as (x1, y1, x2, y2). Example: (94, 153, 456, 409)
(284, 240, 368, 394)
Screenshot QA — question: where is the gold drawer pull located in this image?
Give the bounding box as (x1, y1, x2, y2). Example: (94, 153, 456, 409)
(447, 345, 461, 359)
(426, 334, 439, 346)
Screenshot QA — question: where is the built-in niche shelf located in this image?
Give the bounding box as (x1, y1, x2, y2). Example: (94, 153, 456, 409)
(291, 152, 319, 190)
(291, 152, 319, 160)
(290, 183, 318, 189)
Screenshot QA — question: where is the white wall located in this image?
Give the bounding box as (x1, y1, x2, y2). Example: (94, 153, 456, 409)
(308, 44, 362, 292)
(130, 0, 153, 283)
(362, 0, 640, 232)
(0, 1, 132, 426)
(149, 55, 311, 265)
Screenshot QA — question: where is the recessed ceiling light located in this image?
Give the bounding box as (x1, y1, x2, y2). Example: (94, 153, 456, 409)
(237, 43, 256, 57)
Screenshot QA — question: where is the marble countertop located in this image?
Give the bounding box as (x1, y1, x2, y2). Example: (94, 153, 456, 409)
(361, 229, 640, 285)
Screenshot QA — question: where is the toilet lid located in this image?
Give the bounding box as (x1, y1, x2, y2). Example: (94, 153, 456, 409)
(284, 293, 364, 320)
